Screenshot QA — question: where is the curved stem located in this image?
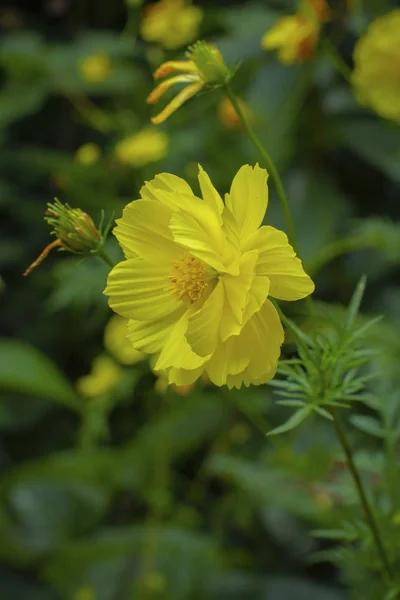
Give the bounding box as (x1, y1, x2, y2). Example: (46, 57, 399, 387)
(322, 38, 352, 83)
(97, 248, 116, 269)
(224, 83, 299, 254)
(331, 409, 393, 580)
(307, 236, 371, 276)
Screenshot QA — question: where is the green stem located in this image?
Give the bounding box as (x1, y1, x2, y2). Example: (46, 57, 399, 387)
(224, 83, 299, 254)
(331, 409, 393, 580)
(322, 38, 352, 83)
(307, 236, 371, 276)
(97, 248, 116, 269)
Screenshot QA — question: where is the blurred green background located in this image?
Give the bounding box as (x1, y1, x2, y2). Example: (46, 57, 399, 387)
(1, 0, 400, 598)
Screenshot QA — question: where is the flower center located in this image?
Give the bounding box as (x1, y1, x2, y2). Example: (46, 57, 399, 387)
(169, 253, 208, 303)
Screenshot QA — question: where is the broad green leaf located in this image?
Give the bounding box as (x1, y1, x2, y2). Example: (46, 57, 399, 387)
(0, 339, 80, 410)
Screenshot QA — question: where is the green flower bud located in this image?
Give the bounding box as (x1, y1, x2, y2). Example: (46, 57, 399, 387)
(45, 198, 102, 254)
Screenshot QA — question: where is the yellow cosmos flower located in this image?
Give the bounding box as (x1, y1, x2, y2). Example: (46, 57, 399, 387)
(75, 143, 101, 165)
(352, 9, 400, 123)
(114, 128, 169, 167)
(78, 53, 111, 83)
(218, 97, 252, 129)
(104, 314, 145, 365)
(262, 0, 330, 64)
(76, 355, 123, 397)
(140, 0, 203, 50)
(147, 41, 231, 124)
(104, 164, 314, 389)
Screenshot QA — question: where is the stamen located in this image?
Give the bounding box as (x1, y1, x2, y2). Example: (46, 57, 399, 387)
(169, 253, 208, 303)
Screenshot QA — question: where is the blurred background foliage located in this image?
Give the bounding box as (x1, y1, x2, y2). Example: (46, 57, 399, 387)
(1, 0, 400, 598)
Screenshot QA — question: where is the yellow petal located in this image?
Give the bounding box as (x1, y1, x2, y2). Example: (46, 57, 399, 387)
(220, 250, 259, 341)
(114, 199, 179, 263)
(205, 336, 250, 387)
(225, 164, 269, 244)
(197, 164, 224, 223)
(105, 258, 182, 321)
(147, 74, 198, 104)
(261, 16, 300, 50)
(140, 172, 194, 205)
(154, 314, 207, 371)
(253, 226, 315, 301)
(168, 365, 204, 386)
(150, 81, 203, 125)
(127, 310, 183, 354)
(169, 202, 234, 273)
(186, 280, 224, 356)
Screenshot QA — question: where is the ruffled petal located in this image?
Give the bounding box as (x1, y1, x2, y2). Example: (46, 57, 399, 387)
(114, 199, 179, 263)
(154, 314, 207, 371)
(219, 250, 259, 341)
(197, 165, 224, 223)
(168, 366, 205, 386)
(205, 299, 284, 388)
(252, 226, 314, 301)
(186, 280, 224, 357)
(127, 310, 183, 354)
(140, 172, 194, 209)
(169, 203, 235, 274)
(105, 258, 182, 321)
(225, 164, 269, 244)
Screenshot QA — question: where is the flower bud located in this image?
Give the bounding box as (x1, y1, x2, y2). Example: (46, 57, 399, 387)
(45, 199, 102, 254)
(186, 41, 231, 85)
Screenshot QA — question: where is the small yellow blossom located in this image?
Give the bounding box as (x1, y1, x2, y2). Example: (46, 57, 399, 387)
(104, 164, 314, 389)
(79, 53, 111, 83)
(262, 0, 330, 64)
(75, 143, 101, 165)
(352, 9, 400, 123)
(74, 587, 96, 600)
(140, 0, 202, 50)
(104, 314, 145, 365)
(218, 97, 251, 129)
(76, 355, 123, 398)
(147, 41, 231, 125)
(114, 128, 168, 167)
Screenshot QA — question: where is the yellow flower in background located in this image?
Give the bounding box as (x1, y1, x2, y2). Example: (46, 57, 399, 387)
(79, 53, 111, 83)
(352, 9, 400, 123)
(262, 0, 330, 64)
(104, 314, 145, 365)
(76, 355, 123, 397)
(75, 143, 101, 165)
(147, 41, 231, 125)
(140, 0, 203, 50)
(74, 588, 96, 600)
(105, 164, 314, 389)
(114, 128, 168, 167)
(218, 97, 252, 129)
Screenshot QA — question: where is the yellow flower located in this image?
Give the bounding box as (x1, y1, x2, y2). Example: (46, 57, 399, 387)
(104, 314, 146, 365)
(76, 355, 123, 397)
(261, 0, 330, 64)
(74, 588, 95, 600)
(114, 128, 168, 167)
(352, 9, 400, 123)
(218, 97, 251, 129)
(147, 41, 231, 125)
(75, 143, 101, 165)
(104, 164, 314, 389)
(140, 0, 203, 50)
(79, 53, 111, 83)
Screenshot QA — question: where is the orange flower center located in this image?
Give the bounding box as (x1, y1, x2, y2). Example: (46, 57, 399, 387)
(169, 253, 207, 303)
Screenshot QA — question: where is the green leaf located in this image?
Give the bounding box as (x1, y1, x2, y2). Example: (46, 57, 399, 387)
(0, 339, 80, 410)
(350, 414, 384, 438)
(346, 275, 367, 331)
(267, 406, 311, 436)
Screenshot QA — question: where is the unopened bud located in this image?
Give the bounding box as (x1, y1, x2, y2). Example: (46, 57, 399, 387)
(186, 41, 232, 86)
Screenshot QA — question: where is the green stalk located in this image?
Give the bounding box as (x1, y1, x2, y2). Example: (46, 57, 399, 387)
(331, 409, 393, 580)
(97, 248, 116, 269)
(224, 83, 299, 254)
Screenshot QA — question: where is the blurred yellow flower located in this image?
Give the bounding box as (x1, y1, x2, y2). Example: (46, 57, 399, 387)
(114, 128, 168, 167)
(140, 0, 203, 50)
(75, 143, 101, 165)
(352, 9, 400, 123)
(148, 41, 230, 124)
(79, 53, 111, 83)
(76, 355, 123, 397)
(262, 0, 330, 64)
(73, 588, 95, 600)
(104, 314, 145, 365)
(105, 164, 314, 389)
(218, 97, 252, 129)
